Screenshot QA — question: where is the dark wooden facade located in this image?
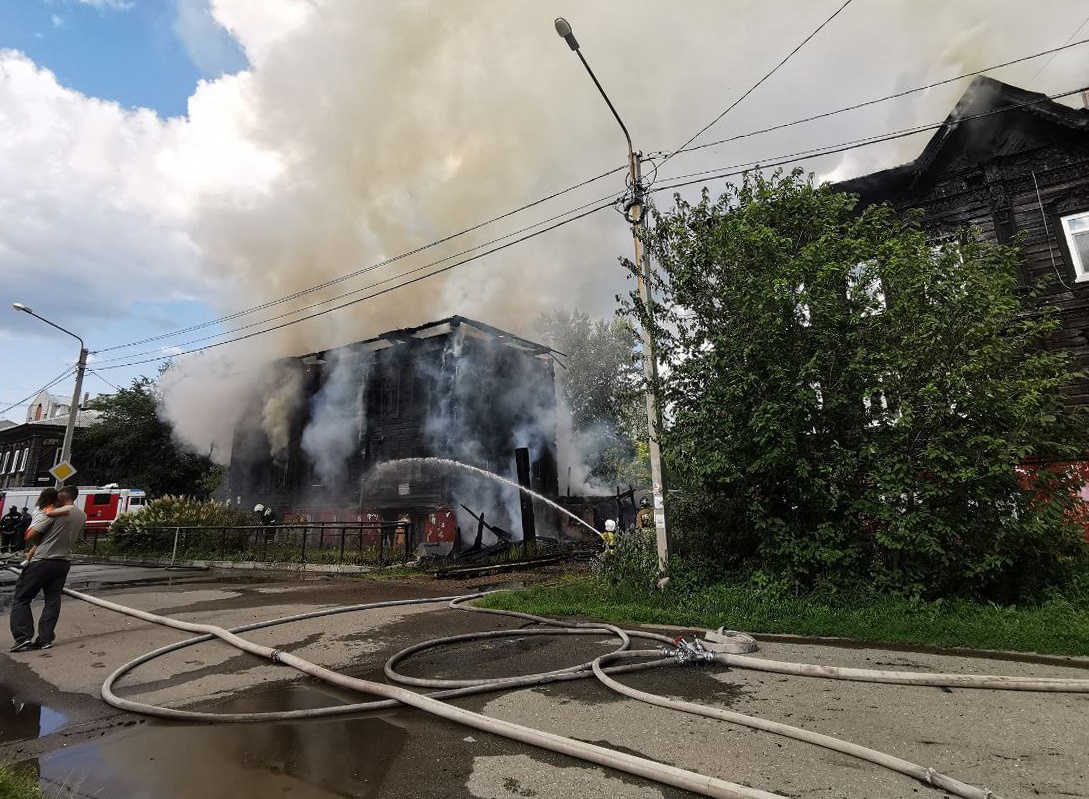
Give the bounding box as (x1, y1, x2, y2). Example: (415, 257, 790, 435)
(0, 422, 64, 491)
(837, 77, 1089, 405)
(226, 316, 560, 531)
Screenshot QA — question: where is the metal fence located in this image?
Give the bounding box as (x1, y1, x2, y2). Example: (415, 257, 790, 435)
(80, 522, 418, 566)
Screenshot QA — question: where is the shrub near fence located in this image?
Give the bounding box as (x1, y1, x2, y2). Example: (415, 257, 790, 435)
(80, 522, 417, 566)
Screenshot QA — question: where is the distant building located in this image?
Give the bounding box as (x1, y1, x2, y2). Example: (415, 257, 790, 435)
(0, 409, 101, 490)
(837, 76, 1089, 404)
(226, 316, 560, 539)
(25, 390, 72, 423)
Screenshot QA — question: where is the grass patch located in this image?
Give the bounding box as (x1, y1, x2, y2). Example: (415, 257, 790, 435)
(477, 577, 1089, 656)
(0, 764, 41, 799)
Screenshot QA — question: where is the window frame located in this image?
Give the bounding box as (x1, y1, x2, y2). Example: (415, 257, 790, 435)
(1061, 210, 1089, 282)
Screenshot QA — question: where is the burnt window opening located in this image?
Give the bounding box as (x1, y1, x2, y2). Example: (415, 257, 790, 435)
(380, 370, 400, 418)
(1062, 211, 1089, 281)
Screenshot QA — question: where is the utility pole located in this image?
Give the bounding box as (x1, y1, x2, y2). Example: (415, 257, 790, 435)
(60, 347, 88, 487)
(553, 18, 671, 580)
(12, 303, 87, 487)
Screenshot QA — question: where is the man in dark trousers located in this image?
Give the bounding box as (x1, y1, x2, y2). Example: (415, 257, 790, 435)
(0, 506, 20, 553)
(9, 486, 86, 653)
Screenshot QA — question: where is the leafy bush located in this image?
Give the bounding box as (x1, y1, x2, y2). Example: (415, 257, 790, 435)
(629, 170, 1089, 602)
(598, 529, 659, 588)
(110, 496, 252, 553)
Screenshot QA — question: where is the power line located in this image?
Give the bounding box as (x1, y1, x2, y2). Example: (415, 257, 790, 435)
(90, 36, 1089, 361)
(90, 193, 617, 367)
(660, 0, 854, 168)
(0, 367, 78, 417)
(1031, 12, 1089, 79)
(663, 36, 1089, 160)
(93, 88, 1085, 374)
(93, 164, 627, 355)
(94, 201, 615, 372)
(651, 88, 1086, 194)
(87, 369, 123, 392)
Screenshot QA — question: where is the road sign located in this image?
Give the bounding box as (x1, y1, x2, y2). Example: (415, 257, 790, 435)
(49, 461, 77, 482)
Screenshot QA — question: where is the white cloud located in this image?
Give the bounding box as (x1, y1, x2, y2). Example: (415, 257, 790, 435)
(4, 0, 1089, 434)
(173, 0, 248, 77)
(0, 50, 278, 339)
(74, 0, 134, 10)
(50, 14, 64, 28)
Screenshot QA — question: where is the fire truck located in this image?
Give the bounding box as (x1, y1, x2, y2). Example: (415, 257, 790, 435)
(0, 485, 148, 534)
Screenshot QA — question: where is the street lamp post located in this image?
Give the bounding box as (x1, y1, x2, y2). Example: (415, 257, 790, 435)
(554, 18, 672, 580)
(12, 303, 87, 487)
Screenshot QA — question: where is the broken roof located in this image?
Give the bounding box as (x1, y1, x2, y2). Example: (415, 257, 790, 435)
(837, 76, 1089, 197)
(299, 315, 556, 363)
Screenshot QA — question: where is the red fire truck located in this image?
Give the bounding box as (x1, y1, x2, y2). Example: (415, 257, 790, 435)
(0, 486, 148, 534)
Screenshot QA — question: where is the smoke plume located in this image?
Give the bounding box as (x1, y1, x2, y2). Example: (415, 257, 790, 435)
(150, 0, 1089, 467)
(301, 347, 371, 487)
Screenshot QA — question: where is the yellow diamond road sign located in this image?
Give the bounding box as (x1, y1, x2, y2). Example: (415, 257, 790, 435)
(49, 461, 77, 482)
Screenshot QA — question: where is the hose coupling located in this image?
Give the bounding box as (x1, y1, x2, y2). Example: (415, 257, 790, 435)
(270, 649, 284, 663)
(660, 636, 717, 665)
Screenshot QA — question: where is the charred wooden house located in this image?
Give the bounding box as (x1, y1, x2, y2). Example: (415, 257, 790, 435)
(837, 77, 1089, 404)
(226, 316, 560, 544)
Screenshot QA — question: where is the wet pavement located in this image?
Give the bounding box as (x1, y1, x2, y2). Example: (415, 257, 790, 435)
(2, 563, 1088, 798)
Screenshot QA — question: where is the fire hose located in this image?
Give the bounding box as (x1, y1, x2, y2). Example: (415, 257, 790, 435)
(9, 566, 1089, 798)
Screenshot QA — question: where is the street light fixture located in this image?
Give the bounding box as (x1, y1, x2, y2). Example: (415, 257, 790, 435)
(12, 303, 88, 487)
(553, 18, 672, 581)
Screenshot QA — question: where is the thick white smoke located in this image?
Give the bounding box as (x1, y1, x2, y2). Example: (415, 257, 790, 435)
(138, 0, 1089, 464)
(301, 347, 370, 488)
(262, 362, 307, 461)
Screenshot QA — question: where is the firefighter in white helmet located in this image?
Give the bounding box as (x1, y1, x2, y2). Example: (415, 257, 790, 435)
(601, 519, 617, 553)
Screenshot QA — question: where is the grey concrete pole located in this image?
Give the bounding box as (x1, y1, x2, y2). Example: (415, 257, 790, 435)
(628, 157, 671, 575)
(58, 346, 88, 487)
(11, 304, 86, 487)
(553, 18, 672, 579)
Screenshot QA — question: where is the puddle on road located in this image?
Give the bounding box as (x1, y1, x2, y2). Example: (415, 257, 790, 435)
(0, 685, 67, 742)
(27, 682, 407, 799)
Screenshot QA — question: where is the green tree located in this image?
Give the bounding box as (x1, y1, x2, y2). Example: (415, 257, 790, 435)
(532, 310, 649, 485)
(72, 376, 218, 498)
(633, 169, 1089, 601)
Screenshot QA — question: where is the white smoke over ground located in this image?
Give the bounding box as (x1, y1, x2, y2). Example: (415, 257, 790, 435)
(8, 0, 1080, 456)
(301, 347, 371, 488)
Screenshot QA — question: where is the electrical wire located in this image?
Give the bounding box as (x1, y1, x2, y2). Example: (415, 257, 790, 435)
(90, 195, 616, 369)
(92, 165, 628, 355)
(663, 36, 1089, 160)
(87, 369, 124, 392)
(91, 88, 1084, 373)
(1031, 12, 1089, 79)
(659, 0, 854, 169)
(84, 37, 1089, 361)
(93, 201, 615, 372)
(0, 367, 78, 417)
(650, 88, 1086, 194)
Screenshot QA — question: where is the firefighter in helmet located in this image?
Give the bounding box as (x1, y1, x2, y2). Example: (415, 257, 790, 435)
(601, 519, 617, 553)
(635, 496, 655, 530)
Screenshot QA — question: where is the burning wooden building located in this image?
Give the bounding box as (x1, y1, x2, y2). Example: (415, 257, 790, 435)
(837, 76, 1089, 404)
(225, 316, 560, 547)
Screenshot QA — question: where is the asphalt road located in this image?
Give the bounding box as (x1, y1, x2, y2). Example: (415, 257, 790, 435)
(2, 563, 1088, 798)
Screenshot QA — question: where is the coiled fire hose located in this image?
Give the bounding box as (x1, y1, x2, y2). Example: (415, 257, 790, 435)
(9, 566, 1089, 799)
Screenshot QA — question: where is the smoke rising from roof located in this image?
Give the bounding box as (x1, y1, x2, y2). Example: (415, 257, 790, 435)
(151, 0, 1089, 462)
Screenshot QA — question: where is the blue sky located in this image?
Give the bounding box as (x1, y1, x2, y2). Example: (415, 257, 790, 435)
(0, 0, 245, 118)
(2, 0, 1088, 438)
(0, 0, 242, 421)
